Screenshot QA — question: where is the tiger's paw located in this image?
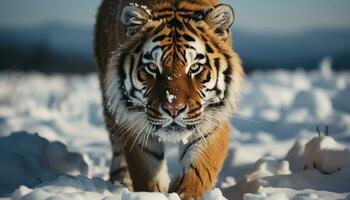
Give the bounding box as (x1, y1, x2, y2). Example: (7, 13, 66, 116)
(110, 177, 133, 190)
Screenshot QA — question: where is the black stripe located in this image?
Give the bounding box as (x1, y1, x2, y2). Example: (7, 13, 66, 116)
(110, 167, 128, 178)
(205, 44, 214, 53)
(178, 186, 186, 195)
(134, 40, 144, 53)
(199, 89, 206, 98)
(186, 125, 196, 131)
(172, 29, 181, 41)
(223, 67, 232, 84)
(223, 54, 233, 98)
(153, 14, 173, 20)
(144, 87, 151, 98)
(169, 18, 183, 29)
(144, 52, 152, 60)
(201, 72, 211, 84)
(187, 106, 201, 114)
(160, 46, 170, 62)
(157, 7, 176, 13)
(128, 55, 136, 98)
(204, 165, 212, 183)
(153, 23, 167, 35)
(143, 147, 164, 160)
(118, 53, 127, 80)
(137, 69, 144, 82)
(199, 34, 208, 42)
(208, 101, 225, 108)
(205, 55, 212, 70)
(183, 21, 197, 34)
(214, 58, 220, 88)
(149, 106, 160, 115)
(214, 58, 220, 71)
(185, 112, 201, 120)
(197, 26, 205, 33)
(157, 7, 205, 14)
(183, 34, 195, 42)
(129, 55, 135, 74)
(184, 44, 196, 50)
(128, 55, 143, 99)
(153, 34, 167, 42)
(186, 101, 202, 114)
(190, 164, 204, 185)
(195, 54, 205, 60)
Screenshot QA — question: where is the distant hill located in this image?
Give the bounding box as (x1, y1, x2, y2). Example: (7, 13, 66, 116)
(0, 23, 94, 73)
(0, 23, 349, 73)
(232, 28, 350, 72)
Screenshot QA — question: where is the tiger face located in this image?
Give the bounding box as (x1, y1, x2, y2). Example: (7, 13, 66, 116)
(105, 3, 243, 143)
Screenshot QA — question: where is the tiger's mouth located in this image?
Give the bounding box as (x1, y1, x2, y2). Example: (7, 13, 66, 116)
(152, 119, 196, 143)
(148, 115, 201, 131)
(164, 122, 186, 132)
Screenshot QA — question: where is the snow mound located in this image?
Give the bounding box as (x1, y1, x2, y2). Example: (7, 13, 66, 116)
(244, 188, 349, 200)
(223, 136, 350, 200)
(287, 134, 350, 174)
(11, 175, 228, 200)
(11, 175, 182, 200)
(203, 188, 227, 200)
(0, 132, 88, 196)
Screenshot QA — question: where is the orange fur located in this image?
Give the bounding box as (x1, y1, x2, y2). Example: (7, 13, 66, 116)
(170, 122, 230, 199)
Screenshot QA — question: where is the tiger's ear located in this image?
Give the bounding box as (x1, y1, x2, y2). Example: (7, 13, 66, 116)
(204, 4, 235, 39)
(121, 4, 151, 37)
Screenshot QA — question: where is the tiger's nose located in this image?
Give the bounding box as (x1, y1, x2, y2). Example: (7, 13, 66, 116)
(161, 104, 187, 118)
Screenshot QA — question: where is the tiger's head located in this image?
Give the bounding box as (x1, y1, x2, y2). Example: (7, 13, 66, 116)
(105, 3, 244, 144)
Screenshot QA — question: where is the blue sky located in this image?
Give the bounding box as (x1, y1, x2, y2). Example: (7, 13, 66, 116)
(0, 0, 349, 33)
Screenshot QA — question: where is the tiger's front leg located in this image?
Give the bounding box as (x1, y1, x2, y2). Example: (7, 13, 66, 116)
(171, 123, 230, 200)
(124, 137, 170, 192)
(109, 139, 132, 189)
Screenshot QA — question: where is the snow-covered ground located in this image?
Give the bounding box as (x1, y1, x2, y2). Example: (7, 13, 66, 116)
(0, 58, 350, 200)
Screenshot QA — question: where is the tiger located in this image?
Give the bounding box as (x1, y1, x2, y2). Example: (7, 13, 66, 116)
(94, 0, 244, 199)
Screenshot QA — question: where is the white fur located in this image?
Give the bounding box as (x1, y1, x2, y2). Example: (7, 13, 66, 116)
(157, 129, 193, 144)
(185, 38, 206, 74)
(142, 40, 163, 74)
(105, 53, 153, 148)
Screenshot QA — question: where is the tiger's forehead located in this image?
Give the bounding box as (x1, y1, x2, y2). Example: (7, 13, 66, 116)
(142, 25, 206, 72)
(150, 1, 214, 21)
(141, 14, 207, 71)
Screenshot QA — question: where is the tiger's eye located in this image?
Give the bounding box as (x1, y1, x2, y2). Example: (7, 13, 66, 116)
(189, 63, 203, 75)
(145, 63, 158, 75)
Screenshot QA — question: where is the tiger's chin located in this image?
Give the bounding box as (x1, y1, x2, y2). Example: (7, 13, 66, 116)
(155, 123, 193, 144)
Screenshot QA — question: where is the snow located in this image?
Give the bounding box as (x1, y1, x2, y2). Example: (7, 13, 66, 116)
(128, 2, 153, 16)
(1, 60, 350, 199)
(166, 90, 176, 103)
(181, 137, 189, 145)
(0, 132, 88, 196)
